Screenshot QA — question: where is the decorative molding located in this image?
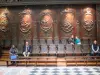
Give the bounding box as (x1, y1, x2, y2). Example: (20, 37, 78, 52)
(61, 8, 74, 14)
(0, 0, 100, 6)
(61, 21, 73, 33)
(83, 20, 94, 32)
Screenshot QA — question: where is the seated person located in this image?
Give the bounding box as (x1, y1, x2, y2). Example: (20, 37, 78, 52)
(23, 42, 31, 57)
(68, 35, 75, 45)
(74, 36, 81, 45)
(9, 45, 18, 64)
(90, 40, 99, 56)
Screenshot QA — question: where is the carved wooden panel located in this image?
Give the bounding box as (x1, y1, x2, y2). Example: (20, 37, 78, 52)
(0, 8, 11, 40)
(60, 8, 75, 38)
(39, 9, 55, 39)
(81, 6, 96, 39)
(19, 8, 33, 40)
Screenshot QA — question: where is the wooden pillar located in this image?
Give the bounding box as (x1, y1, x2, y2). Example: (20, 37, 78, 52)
(54, 21, 59, 39)
(33, 24, 37, 39)
(96, 4, 100, 44)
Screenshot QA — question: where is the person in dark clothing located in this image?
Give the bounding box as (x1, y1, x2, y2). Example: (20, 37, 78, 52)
(9, 45, 18, 64)
(90, 40, 99, 56)
(68, 35, 75, 45)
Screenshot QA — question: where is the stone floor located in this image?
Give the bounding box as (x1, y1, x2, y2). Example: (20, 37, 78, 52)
(0, 66, 100, 75)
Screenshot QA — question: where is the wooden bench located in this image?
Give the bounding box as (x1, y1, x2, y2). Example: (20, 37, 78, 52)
(6, 59, 29, 66)
(5, 56, 57, 66)
(4, 56, 100, 66)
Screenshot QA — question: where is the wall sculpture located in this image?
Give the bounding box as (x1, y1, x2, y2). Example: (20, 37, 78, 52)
(0, 8, 9, 32)
(0, 8, 10, 41)
(39, 9, 54, 39)
(19, 9, 32, 39)
(82, 7, 95, 36)
(60, 8, 75, 38)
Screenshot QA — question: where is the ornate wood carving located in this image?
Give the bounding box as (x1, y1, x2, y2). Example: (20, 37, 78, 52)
(82, 7, 95, 36)
(83, 8, 94, 32)
(0, 8, 11, 40)
(60, 8, 75, 38)
(40, 15, 53, 33)
(19, 9, 32, 40)
(0, 8, 9, 32)
(39, 9, 54, 38)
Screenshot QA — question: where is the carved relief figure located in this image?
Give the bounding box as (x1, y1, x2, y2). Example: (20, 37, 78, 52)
(0, 8, 9, 32)
(61, 8, 74, 33)
(39, 9, 54, 37)
(20, 9, 32, 33)
(83, 8, 94, 32)
(40, 14, 53, 32)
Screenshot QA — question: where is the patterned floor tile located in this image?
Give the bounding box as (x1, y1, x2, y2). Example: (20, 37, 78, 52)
(0, 66, 100, 75)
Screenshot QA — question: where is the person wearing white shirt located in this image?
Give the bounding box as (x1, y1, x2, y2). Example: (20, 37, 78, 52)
(23, 42, 31, 57)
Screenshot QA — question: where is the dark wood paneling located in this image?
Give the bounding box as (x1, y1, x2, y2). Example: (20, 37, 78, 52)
(96, 4, 100, 44)
(0, 5, 98, 52)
